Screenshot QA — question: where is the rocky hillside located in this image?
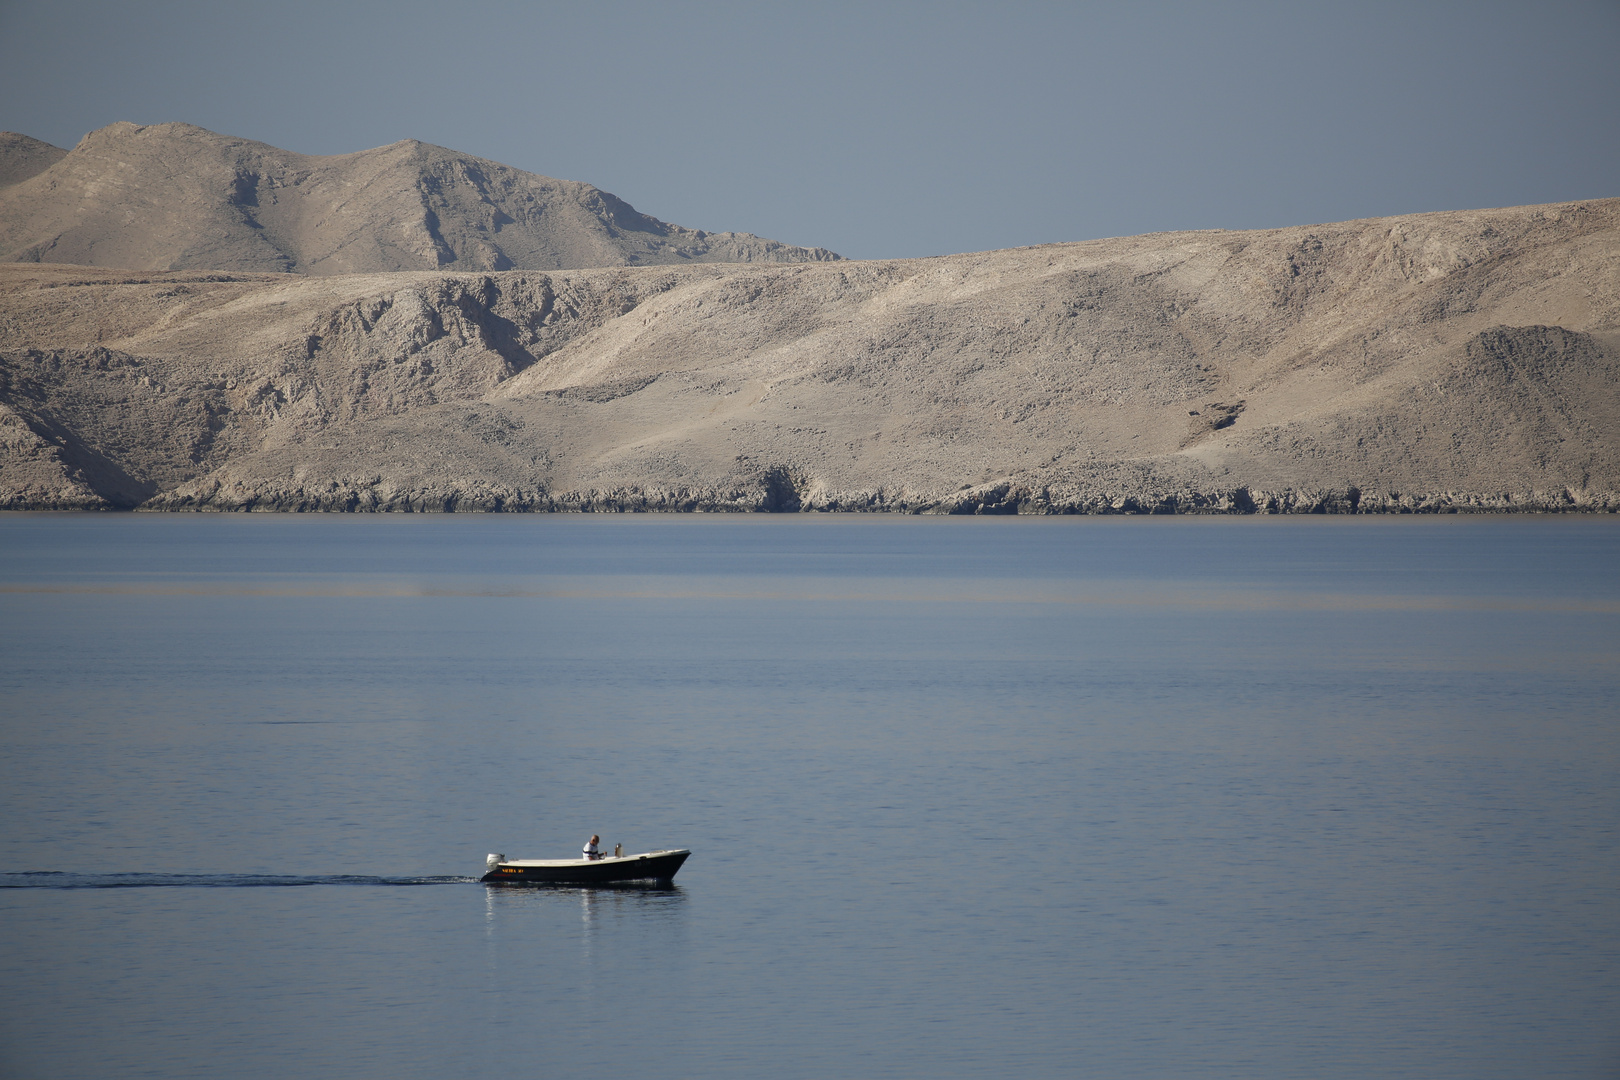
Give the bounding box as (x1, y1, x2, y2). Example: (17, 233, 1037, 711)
(0, 133, 67, 188)
(0, 122, 840, 275)
(1, 198, 1617, 513)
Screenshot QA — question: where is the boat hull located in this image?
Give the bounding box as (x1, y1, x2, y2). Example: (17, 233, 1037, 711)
(481, 849, 689, 884)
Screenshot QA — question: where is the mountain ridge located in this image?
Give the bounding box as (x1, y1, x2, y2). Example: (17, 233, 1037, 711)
(0, 121, 841, 275)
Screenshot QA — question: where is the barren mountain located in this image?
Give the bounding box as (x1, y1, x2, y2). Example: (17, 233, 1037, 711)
(2, 198, 1617, 513)
(0, 133, 67, 189)
(0, 122, 840, 274)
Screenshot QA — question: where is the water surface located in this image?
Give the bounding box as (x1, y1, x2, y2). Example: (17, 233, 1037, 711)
(2, 515, 1617, 1079)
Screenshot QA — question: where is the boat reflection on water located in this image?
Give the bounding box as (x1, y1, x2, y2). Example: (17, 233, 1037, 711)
(483, 880, 686, 898)
(481, 877, 688, 964)
(483, 879, 684, 923)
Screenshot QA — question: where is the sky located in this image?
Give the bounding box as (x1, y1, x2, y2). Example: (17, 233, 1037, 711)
(1, 0, 1616, 260)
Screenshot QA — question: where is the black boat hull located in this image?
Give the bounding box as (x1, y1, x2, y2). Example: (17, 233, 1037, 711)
(481, 849, 689, 884)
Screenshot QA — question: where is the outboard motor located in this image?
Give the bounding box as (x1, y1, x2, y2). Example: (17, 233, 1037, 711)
(486, 853, 506, 871)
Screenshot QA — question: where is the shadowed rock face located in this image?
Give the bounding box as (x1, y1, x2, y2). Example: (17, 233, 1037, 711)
(0, 122, 841, 275)
(0, 133, 67, 189)
(1, 198, 1617, 513)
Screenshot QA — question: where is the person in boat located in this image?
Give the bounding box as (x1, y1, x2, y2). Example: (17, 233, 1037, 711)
(583, 834, 601, 861)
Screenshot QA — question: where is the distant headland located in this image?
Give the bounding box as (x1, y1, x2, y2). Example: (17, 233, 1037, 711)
(1, 124, 1616, 513)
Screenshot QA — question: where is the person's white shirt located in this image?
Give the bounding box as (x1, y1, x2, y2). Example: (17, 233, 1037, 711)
(582, 838, 599, 860)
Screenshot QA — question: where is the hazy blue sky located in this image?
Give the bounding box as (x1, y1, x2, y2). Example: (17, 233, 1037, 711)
(2, 0, 1616, 259)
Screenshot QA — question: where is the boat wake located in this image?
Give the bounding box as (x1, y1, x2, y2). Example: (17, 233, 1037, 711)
(0, 872, 478, 889)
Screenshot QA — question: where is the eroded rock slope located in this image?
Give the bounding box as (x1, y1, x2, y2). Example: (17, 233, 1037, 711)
(1, 198, 1616, 512)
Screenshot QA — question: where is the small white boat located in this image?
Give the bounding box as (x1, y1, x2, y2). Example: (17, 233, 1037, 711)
(481, 849, 690, 884)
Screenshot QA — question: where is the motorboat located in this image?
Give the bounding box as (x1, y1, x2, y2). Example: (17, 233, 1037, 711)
(481, 849, 690, 884)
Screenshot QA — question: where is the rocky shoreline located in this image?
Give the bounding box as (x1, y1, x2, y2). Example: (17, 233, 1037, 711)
(7, 480, 1614, 515)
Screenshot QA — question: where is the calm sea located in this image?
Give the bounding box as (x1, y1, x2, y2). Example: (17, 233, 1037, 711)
(1, 514, 1617, 1080)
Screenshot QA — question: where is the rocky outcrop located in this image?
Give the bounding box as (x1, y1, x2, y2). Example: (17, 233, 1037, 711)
(0, 122, 841, 275)
(137, 478, 1620, 516)
(2, 197, 1618, 513)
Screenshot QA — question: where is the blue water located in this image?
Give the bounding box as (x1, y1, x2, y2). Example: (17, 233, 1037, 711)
(1, 514, 1617, 1079)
